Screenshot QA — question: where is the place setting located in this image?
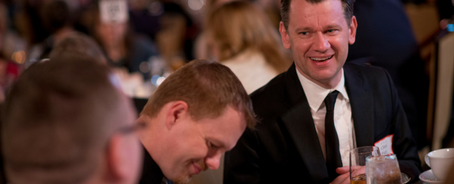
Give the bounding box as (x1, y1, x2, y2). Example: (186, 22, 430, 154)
(419, 148, 454, 184)
(349, 146, 411, 184)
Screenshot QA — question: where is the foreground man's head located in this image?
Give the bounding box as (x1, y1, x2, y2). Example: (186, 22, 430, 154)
(138, 60, 256, 184)
(2, 55, 142, 184)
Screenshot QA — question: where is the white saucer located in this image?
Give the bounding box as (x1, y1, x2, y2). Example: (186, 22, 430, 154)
(419, 170, 443, 183)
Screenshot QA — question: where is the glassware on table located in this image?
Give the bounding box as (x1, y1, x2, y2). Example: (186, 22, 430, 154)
(349, 146, 381, 184)
(366, 154, 402, 184)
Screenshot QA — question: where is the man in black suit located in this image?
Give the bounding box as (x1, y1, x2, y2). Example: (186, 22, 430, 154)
(223, 0, 422, 183)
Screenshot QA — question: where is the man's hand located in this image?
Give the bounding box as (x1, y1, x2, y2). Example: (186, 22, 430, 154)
(330, 167, 350, 184)
(330, 166, 366, 184)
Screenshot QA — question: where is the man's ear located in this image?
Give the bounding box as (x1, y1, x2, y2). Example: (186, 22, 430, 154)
(105, 134, 126, 181)
(279, 21, 291, 49)
(348, 16, 358, 45)
(165, 101, 189, 130)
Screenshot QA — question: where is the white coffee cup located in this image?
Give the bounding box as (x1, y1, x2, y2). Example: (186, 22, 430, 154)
(425, 148, 454, 181)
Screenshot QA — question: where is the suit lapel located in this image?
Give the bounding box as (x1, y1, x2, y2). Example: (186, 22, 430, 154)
(344, 64, 375, 147)
(280, 64, 329, 182)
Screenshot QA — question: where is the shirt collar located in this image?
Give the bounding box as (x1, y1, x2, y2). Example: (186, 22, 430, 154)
(296, 67, 349, 112)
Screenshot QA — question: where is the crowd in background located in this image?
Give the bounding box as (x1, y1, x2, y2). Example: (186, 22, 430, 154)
(0, 0, 452, 98)
(0, 0, 292, 98)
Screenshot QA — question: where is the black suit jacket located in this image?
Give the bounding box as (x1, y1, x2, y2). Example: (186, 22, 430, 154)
(224, 63, 421, 184)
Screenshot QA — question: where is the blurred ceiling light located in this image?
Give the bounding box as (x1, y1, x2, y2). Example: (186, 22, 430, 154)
(188, 0, 204, 10)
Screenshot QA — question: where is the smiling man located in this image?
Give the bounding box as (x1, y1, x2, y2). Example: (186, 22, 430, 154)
(137, 60, 256, 184)
(223, 0, 421, 183)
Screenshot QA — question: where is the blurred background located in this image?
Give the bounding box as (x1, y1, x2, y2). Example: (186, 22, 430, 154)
(0, 0, 453, 177)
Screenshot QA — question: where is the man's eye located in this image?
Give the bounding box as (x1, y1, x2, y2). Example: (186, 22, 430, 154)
(211, 143, 220, 149)
(299, 32, 309, 35)
(326, 29, 338, 34)
(207, 141, 216, 148)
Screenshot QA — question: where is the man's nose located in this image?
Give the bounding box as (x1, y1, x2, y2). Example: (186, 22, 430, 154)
(313, 32, 330, 52)
(204, 152, 222, 170)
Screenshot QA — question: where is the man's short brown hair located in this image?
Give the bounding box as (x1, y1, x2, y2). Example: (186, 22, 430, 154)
(141, 59, 256, 128)
(2, 55, 127, 183)
(281, 0, 356, 29)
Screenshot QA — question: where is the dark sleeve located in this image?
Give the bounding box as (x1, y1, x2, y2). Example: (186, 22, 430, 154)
(385, 70, 422, 182)
(223, 128, 261, 184)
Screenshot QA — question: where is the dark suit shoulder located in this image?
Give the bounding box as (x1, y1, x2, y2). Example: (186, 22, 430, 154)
(344, 62, 393, 87)
(345, 62, 389, 77)
(249, 71, 290, 120)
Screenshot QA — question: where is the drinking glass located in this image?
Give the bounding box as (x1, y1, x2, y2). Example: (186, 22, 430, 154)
(349, 146, 381, 184)
(366, 154, 402, 184)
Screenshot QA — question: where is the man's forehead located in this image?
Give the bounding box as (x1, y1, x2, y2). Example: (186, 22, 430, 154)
(288, 0, 346, 25)
(288, 0, 344, 14)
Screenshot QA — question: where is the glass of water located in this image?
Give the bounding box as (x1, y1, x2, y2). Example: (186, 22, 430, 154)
(366, 154, 402, 184)
(349, 146, 381, 184)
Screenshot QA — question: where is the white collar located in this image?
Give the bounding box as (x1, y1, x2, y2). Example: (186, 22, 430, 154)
(296, 67, 349, 112)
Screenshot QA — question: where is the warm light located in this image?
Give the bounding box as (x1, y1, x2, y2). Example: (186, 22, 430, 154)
(11, 50, 26, 64)
(188, 0, 204, 10)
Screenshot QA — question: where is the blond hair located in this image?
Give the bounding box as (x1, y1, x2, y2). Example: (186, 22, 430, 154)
(206, 1, 291, 73)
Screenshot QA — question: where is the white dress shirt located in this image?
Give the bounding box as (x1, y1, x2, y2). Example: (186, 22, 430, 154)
(296, 68, 356, 167)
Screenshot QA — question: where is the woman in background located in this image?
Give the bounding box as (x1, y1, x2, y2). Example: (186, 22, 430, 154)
(83, 2, 160, 81)
(206, 1, 291, 94)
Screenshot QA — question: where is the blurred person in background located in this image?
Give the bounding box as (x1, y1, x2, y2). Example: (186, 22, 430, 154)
(206, 1, 291, 94)
(84, 0, 160, 81)
(128, 0, 161, 42)
(0, 2, 27, 64)
(0, 59, 18, 103)
(154, 1, 198, 70)
(193, 0, 236, 60)
(27, 0, 76, 65)
(0, 3, 21, 103)
(1, 54, 143, 184)
(48, 32, 107, 64)
(254, 0, 282, 30)
(13, 0, 50, 49)
(347, 0, 430, 151)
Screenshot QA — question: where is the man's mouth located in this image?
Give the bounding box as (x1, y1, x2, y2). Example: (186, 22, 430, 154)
(192, 163, 201, 174)
(310, 55, 333, 62)
(191, 161, 204, 175)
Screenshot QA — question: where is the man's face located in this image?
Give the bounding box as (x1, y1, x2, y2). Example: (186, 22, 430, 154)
(161, 106, 247, 184)
(280, 0, 357, 88)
